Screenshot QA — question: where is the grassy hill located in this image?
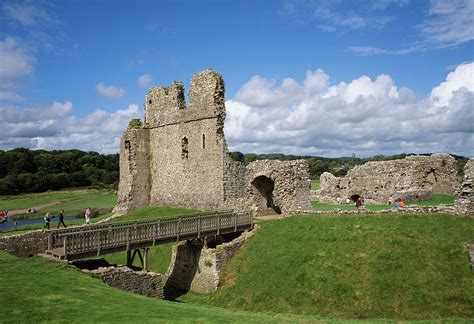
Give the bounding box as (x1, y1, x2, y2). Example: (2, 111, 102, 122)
(180, 214, 474, 321)
(0, 251, 321, 323)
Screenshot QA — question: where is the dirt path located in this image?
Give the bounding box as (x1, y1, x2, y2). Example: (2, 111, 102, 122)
(7, 201, 61, 216)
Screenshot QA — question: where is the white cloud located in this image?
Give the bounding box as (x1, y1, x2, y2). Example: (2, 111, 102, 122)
(138, 74, 152, 87)
(351, 0, 474, 55)
(430, 63, 474, 106)
(280, 0, 395, 32)
(0, 91, 23, 101)
(0, 101, 141, 154)
(0, 37, 35, 81)
(224, 62, 474, 157)
(96, 82, 125, 99)
(421, 0, 474, 46)
(3, 1, 57, 27)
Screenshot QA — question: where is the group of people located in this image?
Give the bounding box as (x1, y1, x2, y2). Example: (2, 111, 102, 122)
(42, 207, 92, 231)
(390, 198, 405, 211)
(42, 209, 67, 231)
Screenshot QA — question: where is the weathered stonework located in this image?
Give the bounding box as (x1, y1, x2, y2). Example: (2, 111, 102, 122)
(165, 230, 255, 293)
(0, 230, 48, 256)
(453, 159, 474, 215)
(245, 160, 311, 215)
(86, 266, 165, 298)
(315, 154, 458, 204)
(114, 69, 311, 215)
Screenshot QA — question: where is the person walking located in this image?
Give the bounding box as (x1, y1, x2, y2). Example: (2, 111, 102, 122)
(57, 209, 67, 228)
(43, 213, 51, 231)
(84, 207, 91, 225)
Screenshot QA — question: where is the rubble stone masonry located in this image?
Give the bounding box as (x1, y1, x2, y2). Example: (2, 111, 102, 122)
(113, 70, 311, 215)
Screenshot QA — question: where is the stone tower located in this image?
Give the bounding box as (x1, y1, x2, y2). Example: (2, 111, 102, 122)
(113, 69, 311, 216)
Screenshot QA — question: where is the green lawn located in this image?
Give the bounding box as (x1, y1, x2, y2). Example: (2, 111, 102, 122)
(105, 243, 174, 274)
(0, 251, 319, 323)
(113, 205, 204, 222)
(411, 194, 455, 206)
(0, 212, 114, 236)
(311, 179, 320, 190)
(1, 189, 117, 219)
(180, 214, 474, 320)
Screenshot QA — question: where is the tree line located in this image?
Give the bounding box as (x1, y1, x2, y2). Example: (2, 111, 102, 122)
(0, 148, 467, 196)
(230, 152, 468, 179)
(0, 148, 119, 195)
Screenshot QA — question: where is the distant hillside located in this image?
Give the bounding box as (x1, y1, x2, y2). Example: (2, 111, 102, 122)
(231, 152, 469, 179)
(0, 148, 119, 195)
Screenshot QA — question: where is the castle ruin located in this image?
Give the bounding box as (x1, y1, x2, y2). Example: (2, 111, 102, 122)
(314, 154, 458, 204)
(113, 69, 311, 216)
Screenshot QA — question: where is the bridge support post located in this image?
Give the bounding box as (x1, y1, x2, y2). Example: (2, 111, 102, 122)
(126, 248, 149, 271)
(126, 250, 132, 267)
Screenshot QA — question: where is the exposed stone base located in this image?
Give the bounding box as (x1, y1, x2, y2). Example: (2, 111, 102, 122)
(0, 230, 48, 256)
(165, 229, 255, 294)
(300, 204, 474, 216)
(85, 266, 165, 298)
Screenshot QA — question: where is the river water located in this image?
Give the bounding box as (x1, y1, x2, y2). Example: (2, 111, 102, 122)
(0, 216, 78, 232)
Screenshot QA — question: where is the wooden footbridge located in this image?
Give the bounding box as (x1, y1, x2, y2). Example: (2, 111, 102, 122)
(45, 212, 253, 267)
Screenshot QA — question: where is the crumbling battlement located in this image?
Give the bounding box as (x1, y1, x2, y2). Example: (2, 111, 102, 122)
(315, 154, 458, 204)
(114, 69, 311, 215)
(144, 70, 225, 128)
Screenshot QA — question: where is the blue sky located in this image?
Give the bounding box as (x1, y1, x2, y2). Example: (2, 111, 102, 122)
(0, 0, 473, 157)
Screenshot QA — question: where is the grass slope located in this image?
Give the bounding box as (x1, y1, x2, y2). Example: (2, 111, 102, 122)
(0, 189, 116, 219)
(181, 214, 474, 320)
(114, 205, 204, 222)
(0, 251, 319, 323)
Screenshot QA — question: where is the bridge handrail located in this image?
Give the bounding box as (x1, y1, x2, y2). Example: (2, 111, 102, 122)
(48, 212, 252, 256)
(50, 210, 221, 235)
(56, 212, 237, 237)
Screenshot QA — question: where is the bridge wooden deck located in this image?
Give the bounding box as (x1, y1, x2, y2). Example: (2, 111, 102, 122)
(45, 212, 253, 261)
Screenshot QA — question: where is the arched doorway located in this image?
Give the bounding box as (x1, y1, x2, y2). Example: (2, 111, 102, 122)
(251, 176, 282, 214)
(350, 194, 360, 202)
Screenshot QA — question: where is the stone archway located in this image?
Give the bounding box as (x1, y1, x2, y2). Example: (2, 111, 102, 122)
(251, 175, 282, 214)
(350, 194, 360, 202)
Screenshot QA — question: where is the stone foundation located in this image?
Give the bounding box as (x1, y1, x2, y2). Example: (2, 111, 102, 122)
(166, 230, 255, 293)
(114, 70, 312, 216)
(315, 154, 458, 204)
(86, 266, 165, 298)
(0, 230, 48, 256)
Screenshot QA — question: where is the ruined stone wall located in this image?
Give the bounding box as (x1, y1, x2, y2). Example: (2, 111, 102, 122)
(245, 160, 312, 214)
(0, 230, 48, 257)
(223, 153, 246, 200)
(316, 154, 457, 204)
(453, 159, 474, 215)
(113, 127, 150, 215)
(148, 118, 226, 210)
(87, 266, 165, 299)
(165, 230, 255, 293)
(114, 69, 311, 215)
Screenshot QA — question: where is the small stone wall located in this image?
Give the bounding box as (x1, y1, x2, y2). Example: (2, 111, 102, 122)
(166, 230, 255, 293)
(300, 204, 471, 216)
(0, 230, 48, 256)
(316, 154, 457, 204)
(245, 160, 312, 215)
(86, 266, 165, 298)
